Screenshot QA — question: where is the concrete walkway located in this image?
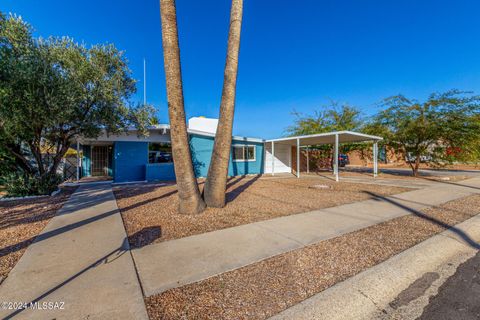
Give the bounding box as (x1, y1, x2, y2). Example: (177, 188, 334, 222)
(270, 210, 480, 320)
(133, 176, 480, 297)
(337, 176, 439, 189)
(0, 184, 148, 320)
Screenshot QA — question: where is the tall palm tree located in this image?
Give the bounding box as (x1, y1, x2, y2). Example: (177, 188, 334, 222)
(159, 0, 206, 214)
(204, 0, 244, 208)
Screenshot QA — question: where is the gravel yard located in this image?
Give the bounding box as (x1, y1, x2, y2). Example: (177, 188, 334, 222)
(318, 170, 469, 182)
(0, 187, 77, 280)
(145, 194, 480, 320)
(114, 176, 409, 247)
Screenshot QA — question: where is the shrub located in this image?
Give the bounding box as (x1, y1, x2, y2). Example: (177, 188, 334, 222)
(4, 173, 63, 197)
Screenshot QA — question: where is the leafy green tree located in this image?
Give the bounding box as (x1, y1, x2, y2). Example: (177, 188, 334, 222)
(286, 103, 364, 170)
(0, 144, 16, 182)
(286, 103, 362, 136)
(0, 13, 156, 185)
(369, 90, 480, 176)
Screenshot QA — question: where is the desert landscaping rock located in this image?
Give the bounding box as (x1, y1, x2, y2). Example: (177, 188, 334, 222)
(0, 186, 77, 279)
(145, 194, 480, 320)
(0, 184, 148, 320)
(115, 176, 408, 247)
(309, 184, 332, 189)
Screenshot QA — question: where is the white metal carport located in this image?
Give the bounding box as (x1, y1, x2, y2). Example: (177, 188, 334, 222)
(265, 131, 383, 181)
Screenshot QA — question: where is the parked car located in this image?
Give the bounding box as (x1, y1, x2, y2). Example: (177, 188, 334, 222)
(405, 153, 432, 163)
(338, 154, 350, 167)
(149, 151, 173, 163)
(330, 154, 349, 167)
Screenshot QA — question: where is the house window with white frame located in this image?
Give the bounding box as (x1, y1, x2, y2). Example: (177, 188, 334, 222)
(232, 145, 256, 162)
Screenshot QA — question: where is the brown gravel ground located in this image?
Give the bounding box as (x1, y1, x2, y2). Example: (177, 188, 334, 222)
(145, 194, 480, 320)
(326, 170, 469, 182)
(0, 186, 77, 280)
(114, 176, 409, 247)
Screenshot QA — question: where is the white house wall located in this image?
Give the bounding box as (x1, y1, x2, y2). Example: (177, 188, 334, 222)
(264, 143, 291, 174)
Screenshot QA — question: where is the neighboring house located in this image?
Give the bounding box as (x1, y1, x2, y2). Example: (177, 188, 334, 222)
(77, 117, 266, 183)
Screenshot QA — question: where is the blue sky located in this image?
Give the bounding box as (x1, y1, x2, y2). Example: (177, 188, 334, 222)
(2, 1, 480, 139)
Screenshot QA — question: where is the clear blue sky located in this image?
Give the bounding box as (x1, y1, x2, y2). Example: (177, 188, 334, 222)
(2, 1, 480, 139)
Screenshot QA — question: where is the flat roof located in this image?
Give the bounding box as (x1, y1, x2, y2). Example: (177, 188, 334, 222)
(77, 125, 265, 144)
(266, 131, 383, 146)
(187, 128, 265, 143)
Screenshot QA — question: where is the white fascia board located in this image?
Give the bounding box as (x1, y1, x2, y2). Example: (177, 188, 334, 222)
(265, 130, 383, 143)
(187, 129, 265, 143)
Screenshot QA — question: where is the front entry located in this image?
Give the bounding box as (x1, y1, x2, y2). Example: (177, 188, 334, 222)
(91, 145, 112, 177)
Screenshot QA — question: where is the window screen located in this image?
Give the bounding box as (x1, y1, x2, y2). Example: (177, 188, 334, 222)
(232, 145, 255, 161)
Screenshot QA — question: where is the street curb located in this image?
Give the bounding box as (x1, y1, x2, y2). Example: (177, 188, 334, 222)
(269, 213, 480, 320)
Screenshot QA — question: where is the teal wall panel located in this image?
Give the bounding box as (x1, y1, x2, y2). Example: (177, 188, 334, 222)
(189, 134, 264, 177)
(81, 145, 91, 177)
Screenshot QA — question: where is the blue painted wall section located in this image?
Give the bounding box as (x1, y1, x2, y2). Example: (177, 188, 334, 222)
(189, 134, 264, 178)
(113, 141, 148, 182)
(82, 134, 264, 182)
(145, 163, 176, 181)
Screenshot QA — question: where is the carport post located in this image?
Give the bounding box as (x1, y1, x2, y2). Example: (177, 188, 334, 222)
(334, 134, 339, 182)
(76, 140, 80, 182)
(271, 141, 275, 176)
(373, 141, 378, 178)
(306, 146, 309, 174)
(296, 138, 300, 178)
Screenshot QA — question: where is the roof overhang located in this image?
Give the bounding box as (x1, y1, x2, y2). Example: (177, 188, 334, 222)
(266, 131, 383, 146)
(187, 128, 265, 143)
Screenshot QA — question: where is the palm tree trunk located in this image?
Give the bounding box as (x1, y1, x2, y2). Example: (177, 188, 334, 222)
(159, 0, 206, 214)
(204, 0, 243, 208)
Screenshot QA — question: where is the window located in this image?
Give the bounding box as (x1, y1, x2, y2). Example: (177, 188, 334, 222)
(232, 145, 256, 162)
(149, 143, 173, 164)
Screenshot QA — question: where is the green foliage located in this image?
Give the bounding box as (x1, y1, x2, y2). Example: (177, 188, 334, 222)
(286, 103, 362, 136)
(4, 172, 63, 197)
(286, 103, 365, 158)
(369, 90, 480, 175)
(0, 143, 16, 182)
(285, 92, 480, 176)
(0, 13, 157, 184)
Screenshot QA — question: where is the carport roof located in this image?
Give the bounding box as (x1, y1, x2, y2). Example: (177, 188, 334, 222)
(266, 131, 383, 146)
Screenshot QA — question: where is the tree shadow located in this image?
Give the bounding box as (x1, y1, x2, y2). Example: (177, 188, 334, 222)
(0, 206, 121, 258)
(226, 175, 246, 189)
(0, 187, 78, 230)
(1, 184, 156, 258)
(364, 191, 480, 249)
(128, 226, 162, 249)
(226, 175, 261, 203)
(2, 238, 130, 320)
(418, 176, 480, 191)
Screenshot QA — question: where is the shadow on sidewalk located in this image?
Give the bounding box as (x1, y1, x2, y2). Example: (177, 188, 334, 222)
(365, 191, 480, 250)
(3, 238, 130, 320)
(418, 176, 480, 191)
(0, 207, 120, 258)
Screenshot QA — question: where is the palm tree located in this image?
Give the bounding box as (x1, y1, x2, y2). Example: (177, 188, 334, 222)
(159, 0, 206, 214)
(203, 0, 244, 208)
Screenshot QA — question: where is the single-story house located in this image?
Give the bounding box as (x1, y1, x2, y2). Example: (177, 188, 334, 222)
(76, 117, 382, 183)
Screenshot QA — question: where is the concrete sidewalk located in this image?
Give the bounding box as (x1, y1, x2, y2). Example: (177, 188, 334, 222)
(133, 177, 480, 297)
(337, 176, 440, 189)
(270, 209, 480, 320)
(0, 184, 148, 320)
